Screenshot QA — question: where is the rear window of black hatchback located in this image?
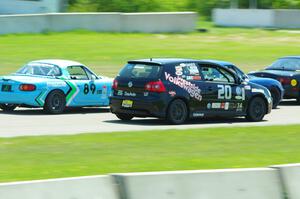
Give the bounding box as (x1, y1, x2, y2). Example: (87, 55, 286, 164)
(119, 64, 161, 79)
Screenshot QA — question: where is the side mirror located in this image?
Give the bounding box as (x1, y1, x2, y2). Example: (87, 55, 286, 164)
(236, 77, 245, 85)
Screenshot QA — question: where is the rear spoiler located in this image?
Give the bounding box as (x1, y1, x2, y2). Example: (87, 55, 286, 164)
(128, 61, 162, 66)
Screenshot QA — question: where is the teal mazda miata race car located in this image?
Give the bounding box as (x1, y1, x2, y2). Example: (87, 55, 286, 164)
(0, 59, 113, 114)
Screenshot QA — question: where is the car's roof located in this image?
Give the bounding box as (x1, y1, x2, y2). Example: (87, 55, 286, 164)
(201, 59, 234, 66)
(128, 58, 238, 67)
(128, 58, 199, 65)
(29, 59, 84, 68)
(280, 56, 300, 59)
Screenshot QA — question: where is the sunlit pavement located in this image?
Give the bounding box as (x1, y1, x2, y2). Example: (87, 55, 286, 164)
(0, 101, 299, 138)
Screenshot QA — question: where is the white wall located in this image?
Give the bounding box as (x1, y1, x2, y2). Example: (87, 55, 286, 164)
(0, 0, 65, 14)
(274, 10, 300, 29)
(0, 12, 197, 34)
(213, 9, 274, 28)
(0, 175, 118, 199)
(113, 168, 283, 199)
(213, 9, 300, 28)
(121, 12, 197, 33)
(0, 14, 48, 34)
(271, 163, 300, 199)
(48, 13, 121, 32)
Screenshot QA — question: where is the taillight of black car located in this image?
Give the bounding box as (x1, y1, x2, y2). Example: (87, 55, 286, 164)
(277, 77, 291, 85)
(145, 80, 166, 93)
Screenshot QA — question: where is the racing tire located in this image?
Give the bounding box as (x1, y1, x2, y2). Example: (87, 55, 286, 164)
(297, 97, 300, 105)
(270, 88, 280, 109)
(0, 104, 17, 112)
(44, 90, 66, 114)
(246, 97, 267, 122)
(116, 113, 133, 121)
(167, 99, 188, 125)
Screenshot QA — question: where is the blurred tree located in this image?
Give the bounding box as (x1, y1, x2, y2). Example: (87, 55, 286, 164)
(67, 0, 300, 16)
(187, 0, 229, 16)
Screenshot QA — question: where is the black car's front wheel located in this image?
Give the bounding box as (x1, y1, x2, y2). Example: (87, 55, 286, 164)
(167, 99, 188, 125)
(246, 97, 267, 122)
(44, 90, 66, 114)
(270, 88, 281, 109)
(0, 104, 17, 112)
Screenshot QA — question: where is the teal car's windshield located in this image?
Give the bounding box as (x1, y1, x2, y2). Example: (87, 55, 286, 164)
(267, 58, 300, 71)
(16, 63, 62, 76)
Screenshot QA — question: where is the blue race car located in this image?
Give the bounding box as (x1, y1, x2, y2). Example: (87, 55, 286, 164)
(202, 60, 284, 108)
(0, 59, 113, 113)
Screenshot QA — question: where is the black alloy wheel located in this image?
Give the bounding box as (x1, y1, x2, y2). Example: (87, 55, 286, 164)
(167, 99, 188, 125)
(246, 97, 266, 122)
(270, 88, 280, 109)
(44, 90, 66, 114)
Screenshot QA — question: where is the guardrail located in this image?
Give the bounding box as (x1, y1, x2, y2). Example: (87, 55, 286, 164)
(0, 175, 118, 199)
(1, 164, 300, 199)
(0, 12, 197, 35)
(213, 9, 300, 29)
(113, 168, 282, 199)
(271, 163, 300, 199)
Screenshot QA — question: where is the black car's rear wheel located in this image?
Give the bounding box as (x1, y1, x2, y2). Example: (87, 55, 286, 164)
(297, 97, 300, 105)
(246, 97, 267, 122)
(44, 90, 66, 114)
(116, 113, 133, 121)
(270, 88, 280, 109)
(167, 99, 188, 125)
(0, 104, 17, 112)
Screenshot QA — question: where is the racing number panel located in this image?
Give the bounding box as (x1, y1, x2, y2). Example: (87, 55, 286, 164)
(66, 65, 106, 105)
(198, 64, 245, 114)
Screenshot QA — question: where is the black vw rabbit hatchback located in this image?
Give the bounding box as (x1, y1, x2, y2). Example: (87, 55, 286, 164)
(110, 58, 272, 124)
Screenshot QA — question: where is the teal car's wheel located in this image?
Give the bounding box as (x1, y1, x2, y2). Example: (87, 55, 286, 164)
(0, 104, 17, 112)
(246, 97, 266, 122)
(44, 90, 66, 114)
(167, 99, 188, 125)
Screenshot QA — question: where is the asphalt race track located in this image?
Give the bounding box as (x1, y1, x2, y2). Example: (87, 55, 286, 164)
(0, 101, 299, 138)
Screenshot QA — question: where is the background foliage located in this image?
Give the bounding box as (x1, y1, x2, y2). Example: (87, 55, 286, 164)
(68, 0, 300, 18)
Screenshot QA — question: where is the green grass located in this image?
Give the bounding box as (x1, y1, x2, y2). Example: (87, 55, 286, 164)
(1, 125, 300, 183)
(1, 23, 300, 77)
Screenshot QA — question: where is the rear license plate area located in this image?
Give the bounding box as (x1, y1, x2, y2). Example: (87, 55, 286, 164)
(1, 84, 12, 92)
(122, 100, 133, 108)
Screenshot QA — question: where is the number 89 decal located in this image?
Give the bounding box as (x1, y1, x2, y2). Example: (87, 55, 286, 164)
(218, 85, 232, 100)
(84, 83, 96, 95)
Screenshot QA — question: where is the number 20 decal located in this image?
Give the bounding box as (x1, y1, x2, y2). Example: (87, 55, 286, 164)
(84, 83, 96, 95)
(218, 85, 232, 100)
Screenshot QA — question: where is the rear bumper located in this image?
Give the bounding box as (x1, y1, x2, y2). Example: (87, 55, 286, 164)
(0, 91, 41, 107)
(283, 86, 300, 99)
(110, 96, 168, 118)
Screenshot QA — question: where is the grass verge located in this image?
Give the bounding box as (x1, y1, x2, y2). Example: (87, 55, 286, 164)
(1, 23, 300, 76)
